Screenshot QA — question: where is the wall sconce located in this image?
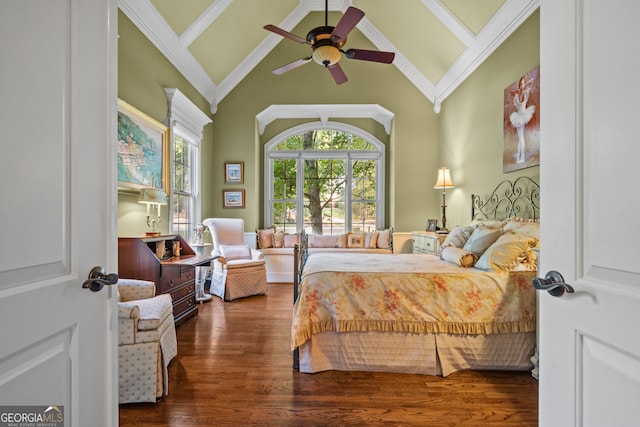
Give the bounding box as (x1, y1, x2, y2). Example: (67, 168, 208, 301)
(138, 187, 167, 236)
(433, 167, 455, 233)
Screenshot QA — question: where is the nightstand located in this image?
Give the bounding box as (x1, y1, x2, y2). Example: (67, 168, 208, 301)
(412, 232, 448, 255)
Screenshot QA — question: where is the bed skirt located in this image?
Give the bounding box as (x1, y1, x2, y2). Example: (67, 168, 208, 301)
(298, 331, 535, 377)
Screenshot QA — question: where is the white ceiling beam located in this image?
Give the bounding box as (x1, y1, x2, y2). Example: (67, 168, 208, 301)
(118, 0, 219, 113)
(421, 0, 475, 47)
(179, 0, 234, 47)
(120, 0, 539, 114)
(356, 18, 436, 103)
(434, 0, 539, 105)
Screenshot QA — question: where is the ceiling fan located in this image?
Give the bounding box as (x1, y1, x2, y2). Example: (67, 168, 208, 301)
(263, 1, 395, 85)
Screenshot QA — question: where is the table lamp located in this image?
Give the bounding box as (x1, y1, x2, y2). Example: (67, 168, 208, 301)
(433, 167, 455, 233)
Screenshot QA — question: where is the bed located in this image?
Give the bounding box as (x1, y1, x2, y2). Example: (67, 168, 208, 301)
(292, 176, 540, 376)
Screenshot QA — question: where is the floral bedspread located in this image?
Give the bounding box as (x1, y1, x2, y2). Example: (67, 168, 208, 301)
(292, 253, 536, 350)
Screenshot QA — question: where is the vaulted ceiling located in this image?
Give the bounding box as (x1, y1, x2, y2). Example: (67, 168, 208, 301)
(119, 0, 539, 114)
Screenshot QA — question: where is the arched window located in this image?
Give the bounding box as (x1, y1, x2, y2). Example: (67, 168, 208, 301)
(264, 122, 385, 235)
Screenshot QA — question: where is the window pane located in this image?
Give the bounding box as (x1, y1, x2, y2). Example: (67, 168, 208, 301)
(304, 159, 345, 235)
(172, 193, 191, 240)
(172, 134, 196, 242)
(351, 202, 377, 233)
(269, 128, 381, 236)
(273, 158, 296, 200)
(352, 159, 376, 199)
(174, 137, 191, 194)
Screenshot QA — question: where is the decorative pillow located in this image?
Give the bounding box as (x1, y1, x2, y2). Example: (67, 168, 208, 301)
(347, 233, 365, 248)
(272, 232, 284, 248)
(376, 229, 392, 249)
(475, 232, 539, 271)
(462, 227, 503, 256)
(364, 231, 379, 249)
(440, 246, 479, 268)
(283, 233, 299, 248)
(441, 226, 475, 249)
(308, 234, 343, 248)
(503, 218, 540, 240)
(257, 227, 275, 249)
(219, 244, 251, 260)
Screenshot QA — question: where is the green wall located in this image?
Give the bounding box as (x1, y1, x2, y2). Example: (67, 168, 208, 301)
(440, 10, 540, 228)
(117, 8, 540, 236)
(117, 11, 213, 237)
(209, 13, 440, 231)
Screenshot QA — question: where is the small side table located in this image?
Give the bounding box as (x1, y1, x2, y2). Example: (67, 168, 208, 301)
(191, 243, 213, 303)
(412, 231, 448, 255)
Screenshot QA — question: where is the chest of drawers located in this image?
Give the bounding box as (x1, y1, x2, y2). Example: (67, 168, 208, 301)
(118, 235, 211, 325)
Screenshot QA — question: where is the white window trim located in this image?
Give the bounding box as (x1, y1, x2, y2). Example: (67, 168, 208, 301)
(264, 121, 385, 231)
(164, 88, 211, 237)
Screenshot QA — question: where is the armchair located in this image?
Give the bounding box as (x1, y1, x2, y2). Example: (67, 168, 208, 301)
(202, 218, 267, 301)
(117, 279, 177, 403)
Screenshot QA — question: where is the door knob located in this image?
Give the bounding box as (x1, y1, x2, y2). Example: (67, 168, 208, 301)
(533, 270, 574, 297)
(82, 266, 118, 292)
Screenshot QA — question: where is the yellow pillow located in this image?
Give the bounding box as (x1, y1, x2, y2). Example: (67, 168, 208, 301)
(475, 232, 539, 271)
(440, 246, 479, 268)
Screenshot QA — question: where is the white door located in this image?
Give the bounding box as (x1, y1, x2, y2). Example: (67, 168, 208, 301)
(540, 0, 640, 425)
(0, 0, 118, 425)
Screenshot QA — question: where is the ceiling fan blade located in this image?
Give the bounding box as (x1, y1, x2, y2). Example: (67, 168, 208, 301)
(327, 63, 348, 85)
(345, 49, 395, 64)
(272, 57, 312, 75)
(331, 7, 364, 43)
(263, 24, 309, 45)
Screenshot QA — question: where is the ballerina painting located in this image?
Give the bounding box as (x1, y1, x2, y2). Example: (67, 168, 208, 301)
(503, 65, 540, 172)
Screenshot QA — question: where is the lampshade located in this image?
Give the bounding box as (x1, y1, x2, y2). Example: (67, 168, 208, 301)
(433, 167, 455, 189)
(138, 187, 167, 205)
(312, 44, 341, 66)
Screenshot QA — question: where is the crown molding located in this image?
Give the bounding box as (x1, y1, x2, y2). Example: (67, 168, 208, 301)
(256, 104, 394, 135)
(164, 88, 212, 141)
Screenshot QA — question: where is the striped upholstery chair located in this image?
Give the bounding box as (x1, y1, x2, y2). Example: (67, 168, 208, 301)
(202, 218, 267, 301)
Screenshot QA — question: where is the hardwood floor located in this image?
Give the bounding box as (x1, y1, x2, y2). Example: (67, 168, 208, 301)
(119, 283, 538, 426)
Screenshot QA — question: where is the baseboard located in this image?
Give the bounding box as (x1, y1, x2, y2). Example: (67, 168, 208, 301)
(267, 273, 293, 283)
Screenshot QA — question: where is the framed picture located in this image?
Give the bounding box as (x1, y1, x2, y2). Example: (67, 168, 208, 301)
(117, 99, 169, 191)
(503, 65, 540, 172)
(224, 161, 244, 184)
(427, 219, 438, 232)
(223, 189, 245, 209)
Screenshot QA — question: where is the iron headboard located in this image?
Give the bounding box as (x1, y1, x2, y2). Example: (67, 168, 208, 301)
(471, 176, 540, 221)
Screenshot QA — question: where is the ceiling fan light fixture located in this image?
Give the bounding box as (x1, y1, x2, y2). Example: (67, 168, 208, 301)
(312, 44, 341, 66)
